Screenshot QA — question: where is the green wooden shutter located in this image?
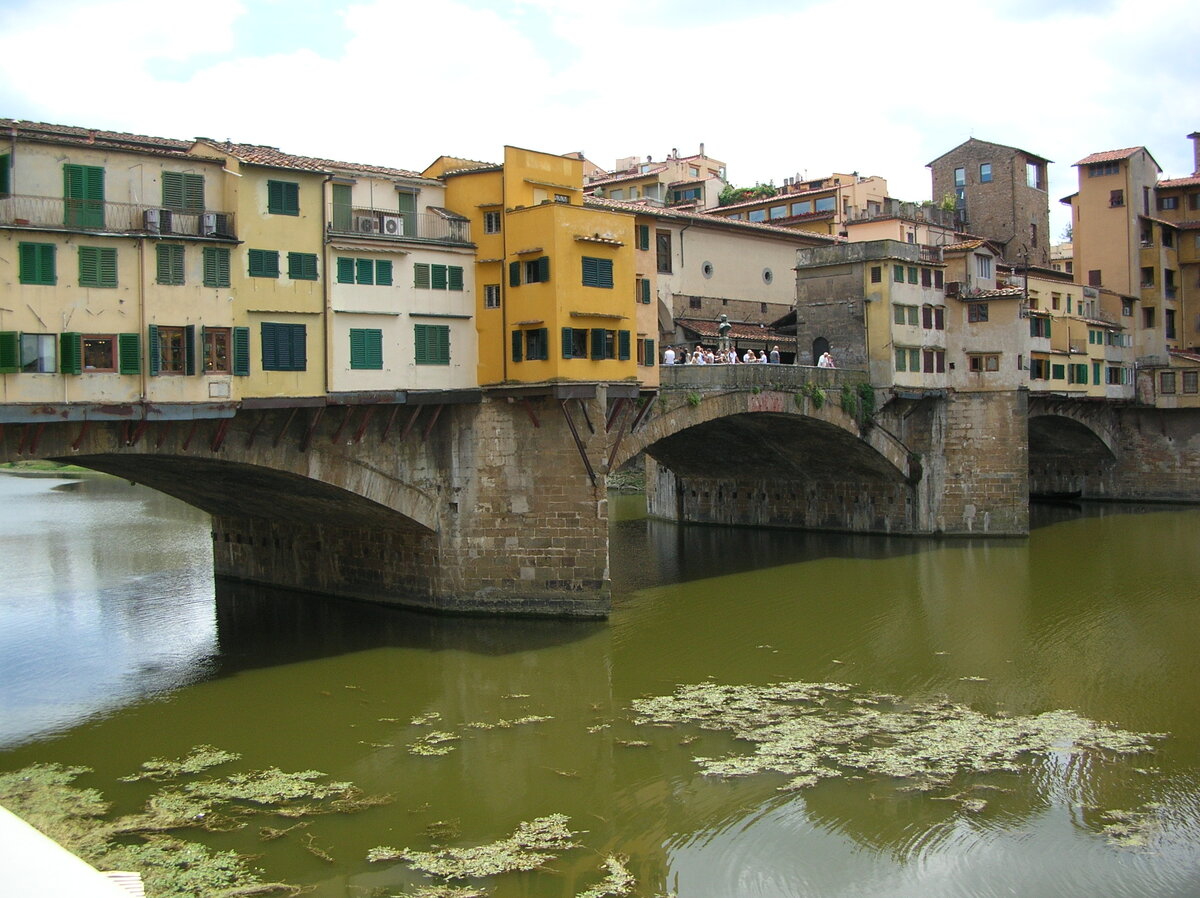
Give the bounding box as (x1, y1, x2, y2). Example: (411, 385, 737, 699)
(184, 324, 196, 375)
(415, 263, 431, 289)
(267, 180, 299, 215)
(447, 266, 463, 291)
(232, 327, 250, 375)
(431, 264, 448, 290)
(290, 324, 306, 371)
(509, 261, 520, 287)
(203, 247, 230, 287)
(78, 246, 117, 287)
(640, 278, 651, 303)
(147, 325, 161, 376)
(0, 153, 10, 196)
(331, 183, 352, 231)
(355, 258, 374, 285)
(537, 256, 550, 283)
(249, 249, 279, 278)
(60, 333, 82, 374)
(644, 338, 655, 364)
(511, 329, 522, 362)
(562, 327, 573, 359)
(0, 331, 19, 373)
(261, 322, 278, 369)
(64, 164, 105, 228)
(162, 172, 183, 209)
(376, 259, 393, 286)
(1045, 317, 1052, 338)
(118, 333, 140, 374)
(582, 257, 597, 287)
(19, 243, 56, 285)
(337, 257, 355, 284)
(397, 190, 417, 236)
(637, 224, 649, 251)
(156, 244, 184, 285)
(618, 330, 631, 361)
(414, 324, 428, 364)
(535, 328, 548, 361)
(288, 252, 317, 280)
(590, 328, 605, 360)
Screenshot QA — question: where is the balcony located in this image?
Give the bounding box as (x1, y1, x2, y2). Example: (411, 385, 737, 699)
(847, 199, 958, 229)
(0, 194, 236, 239)
(327, 206, 471, 245)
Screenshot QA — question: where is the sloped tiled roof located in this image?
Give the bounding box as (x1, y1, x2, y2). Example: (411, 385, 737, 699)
(959, 287, 1024, 300)
(927, 138, 1052, 167)
(587, 196, 841, 244)
(674, 318, 787, 341)
(1159, 174, 1200, 188)
(941, 239, 988, 252)
(711, 182, 839, 214)
(1169, 350, 1200, 364)
(587, 166, 667, 187)
(1074, 147, 1143, 166)
(209, 141, 430, 180)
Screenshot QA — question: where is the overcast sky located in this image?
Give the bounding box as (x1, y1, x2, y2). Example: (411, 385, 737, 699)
(3, 0, 1197, 240)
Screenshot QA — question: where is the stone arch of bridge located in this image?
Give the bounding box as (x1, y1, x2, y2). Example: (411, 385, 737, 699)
(1027, 408, 1118, 462)
(611, 389, 914, 484)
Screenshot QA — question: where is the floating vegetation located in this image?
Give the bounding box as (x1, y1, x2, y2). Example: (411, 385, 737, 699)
(502, 693, 531, 700)
(1098, 804, 1164, 849)
(426, 819, 462, 842)
(631, 681, 1164, 798)
(409, 732, 461, 757)
(120, 746, 241, 783)
(411, 712, 443, 726)
(0, 752, 389, 898)
(369, 814, 578, 879)
(615, 740, 651, 748)
(575, 855, 636, 897)
(464, 715, 552, 731)
(394, 887, 488, 898)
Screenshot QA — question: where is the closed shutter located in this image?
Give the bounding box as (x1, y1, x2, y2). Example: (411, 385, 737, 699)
(618, 330, 631, 361)
(349, 328, 383, 369)
(590, 328, 605, 360)
(535, 328, 548, 361)
(184, 324, 196, 375)
(232, 327, 250, 376)
(156, 244, 184, 285)
(60, 333, 83, 374)
(637, 224, 649, 251)
(447, 266, 463, 291)
(356, 258, 374, 285)
(0, 331, 19, 373)
(562, 327, 573, 359)
(118, 333, 140, 374)
(203, 247, 230, 287)
(261, 322, 279, 370)
(289, 252, 317, 281)
(290, 324, 306, 370)
(415, 263, 431, 289)
(431, 264, 448, 290)
(376, 260, 393, 286)
(148, 325, 161, 376)
(331, 183, 352, 231)
(511, 329, 522, 362)
(163, 172, 204, 210)
(19, 243, 56, 285)
(64, 163, 105, 228)
(337, 257, 355, 284)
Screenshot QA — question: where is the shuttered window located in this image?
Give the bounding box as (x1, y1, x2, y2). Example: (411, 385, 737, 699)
(0, 331, 19, 373)
(148, 324, 194, 375)
(232, 326, 250, 375)
(636, 224, 650, 251)
(248, 249, 280, 278)
(118, 333, 141, 374)
(260, 322, 306, 371)
(356, 258, 374, 285)
(288, 252, 318, 281)
(618, 329, 631, 361)
(78, 246, 117, 287)
(266, 180, 299, 215)
(376, 259, 393, 286)
(203, 247, 231, 287)
(582, 256, 614, 288)
(0, 154, 10, 195)
(337, 257, 356, 284)
(156, 244, 185, 285)
(414, 324, 450, 365)
(18, 242, 56, 285)
(414, 263, 464, 290)
(162, 172, 204, 210)
(349, 328, 384, 369)
(63, 163, 105, 228)
(637, 278, 651, 303)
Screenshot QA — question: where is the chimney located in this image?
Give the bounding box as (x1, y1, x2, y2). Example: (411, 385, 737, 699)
(699, 142, 705, 158)
(1190, 131, 1200, 176)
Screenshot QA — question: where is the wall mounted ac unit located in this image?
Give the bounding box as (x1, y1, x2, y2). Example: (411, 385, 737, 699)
(144, 208, 161, 233)
(354, 214, 378, 234)
(380, 214, 404, 236)
(201, 212, 217, 236)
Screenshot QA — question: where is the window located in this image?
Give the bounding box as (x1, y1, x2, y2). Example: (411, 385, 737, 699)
(582, 256, 614, 288)
(1029, 358, 1050, 380)
(414, 324, 450, 365)
(16, 334, 53, 372)
(1166, 309, 1176, 340)
(968, 303, 989, 323)
(979, 163, 992, 183)
(791, 200, 812, 216)
(1030, 222, 1038, 245)
(509, 257, 549, 286)
(1089, 269, 1102, 287)
(1106, 366, 1130, 385)
(922, 305, 933, 329)
(1161, 371, 1177, 394)
(260, 322, 306, 371)
(331, 183, 353, 231)
(1088, 161, 1120, 177)
(511, 327, 548, 362)
(156, 244, 184, 285)
(748, 209, 767, 222)
(561, 327, 589, 359)
(656, 232, 672, 273)
(1030, 316, 1052, 338)
(635, 224, 650, 251)
(1027, 162, 1046, 189)
(149, 324, 193, 375)
(1158, 196, 1179, 211)
(78, 246, 117, 287)
(922, 349, 945, 373)
(484, 284, 500, 309)
(203, 247, 231, 287)
(0, 152, 9, 195)
(638, 337, 656, 367)
(921, 268, 932, 287)
(968, 354, 1000, 373)
(769, 205, 787, 219)
(894, 347, 920, 372)
(814, 196, 835, 212)
(1184, 371, 1199, 394)
(349, 328, 383, 370)
(57, 332, 138, 374)
(554, 193, 570, 203)
(484, 211, 502, 234)
(1068, 363, 1088, 384)
(288, 252, 318, 281)
(1190, 194, 1200, 211)
(689, 296, 702, 310)
(267, 180, 300, 215)
(1110, 189, 1124, 207)
(1143, 307, 1155, 329)
(63, 163, 105, 228)
(954, 167, 965, 187)
(83, 335, 116, 371)
(201, 327, 238, 374)
(934, 270, 944, 289)
(893, 264, 904, 283)
(337, 257, 392, 286)
(1052, 363, 1065, 380)
(162, 172, 204, 210)
(636, 278, 652, 304)
(908, 266, 918, 284)
(870, 266, 882, 284)
(248, 249, 280, 278)
(1051, 292, 1061, 311)
(18, 242, 56, 285)
(975, 254, 992, 279)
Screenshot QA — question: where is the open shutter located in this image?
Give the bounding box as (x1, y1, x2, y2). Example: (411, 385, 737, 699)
(337, 257, 355, 284)
(618, 330, 631, 361)
(0, 331, 20, 373)
(509, 261, 520, 287)
(376, 260, 393, 286)
(118, 333, 140, 374)
(355, 258, 374, 285)
(590, 328, 605, 360)
(537, 256, 550, 283)
(184, 324, 196, 375)
(147, 325, 161, 376)
(511, 330, 523, 362)
(60, 333, 82, 374)
(536, 328, 548, 361)
(291, 325, 307, 371)
(232, 327, 250, 376)
(561, 327, 573, 359)
(645, 338, 655, 365)
(431, 264, 448, 290)
(447, 266, 463, 291)
(414, 263, 431, 289)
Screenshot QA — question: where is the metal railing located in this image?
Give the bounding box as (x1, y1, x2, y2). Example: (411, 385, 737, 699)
(659, 363, 864, 392)
(327, 207, 471, 244)
(0, 194, 236, 238)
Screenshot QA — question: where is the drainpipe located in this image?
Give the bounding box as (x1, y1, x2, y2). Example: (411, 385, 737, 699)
(322, 175, 334, 395)
(501, 172, 509, 383)
(137, 237, 148, 407)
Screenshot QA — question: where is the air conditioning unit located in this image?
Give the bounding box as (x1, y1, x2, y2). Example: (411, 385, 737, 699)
(380, 214, 404, 236)
(144, 208, 161, 233)
(201, 212, 217, 236)
(354, 214, 378, 234)
(945, 281, 961, 297)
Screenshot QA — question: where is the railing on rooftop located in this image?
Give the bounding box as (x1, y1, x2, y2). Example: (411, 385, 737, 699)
(0, 194, 236, 239)
(847, 198, 959, 229)
(327, 206, 471, 244)
(659, 362, 866, 392)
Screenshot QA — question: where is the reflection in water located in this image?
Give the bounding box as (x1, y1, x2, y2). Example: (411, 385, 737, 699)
(1, 475, 1199, 897)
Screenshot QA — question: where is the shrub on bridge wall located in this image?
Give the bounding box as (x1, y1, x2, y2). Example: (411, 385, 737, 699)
(795, 382, 826, 410)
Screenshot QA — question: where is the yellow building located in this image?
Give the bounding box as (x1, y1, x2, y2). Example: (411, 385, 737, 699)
(428, 147, 638, 387)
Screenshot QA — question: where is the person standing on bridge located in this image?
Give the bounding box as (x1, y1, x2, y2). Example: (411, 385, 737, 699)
(663, 345, 676, 366)
(818, 351, 835, 368)
(769, 345, 780, 364)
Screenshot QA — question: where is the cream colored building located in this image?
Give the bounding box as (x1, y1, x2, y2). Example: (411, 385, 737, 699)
(585, 146, 727, 209)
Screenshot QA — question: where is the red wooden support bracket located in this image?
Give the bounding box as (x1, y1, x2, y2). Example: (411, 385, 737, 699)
(560, 400, 597, 487)
(607, 402, 633, 472)
(245, 413, 265, 448)
(182, 420, 200, 451)
(274, 407, 299, 447)
(300, 407, 325, 453)
(71, 420, 91, 451)
(577, 398, 595, 434)
(27, 423, 45, 456)
(155, 421, 173, 449)
(352, 406, 376, 444)
(605, 397, 627, 432)
(629, 394, 656, 433)
(399, 406, 423, 441)
(520, 399, 540, 428)
(380, 405, 400, 442)
(421, 404, 442, 441)
(330, 405, 353, 444)
(121, 421, 131, 446)
(210, 418, 231, 453)
(127, 420, 150, 447)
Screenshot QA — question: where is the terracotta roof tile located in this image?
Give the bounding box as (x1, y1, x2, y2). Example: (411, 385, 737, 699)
(1158, 175, 1200, 188)
(674, 318, 787, 341)
(211, 142, 428, 180)
(1169, 350, 1200, 364)
(586, 197, 840, 243)
(959, 287, 1024, 300)
(1074, 147, 1143, 166)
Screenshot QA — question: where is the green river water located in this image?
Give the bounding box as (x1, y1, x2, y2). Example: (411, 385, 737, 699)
(1, 472, 1198, 897)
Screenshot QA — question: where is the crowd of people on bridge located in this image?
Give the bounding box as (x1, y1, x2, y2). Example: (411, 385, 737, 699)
(661, 345, 834, 367)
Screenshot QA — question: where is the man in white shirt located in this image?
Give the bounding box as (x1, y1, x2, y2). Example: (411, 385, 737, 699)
(663, 346, 676, 365)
